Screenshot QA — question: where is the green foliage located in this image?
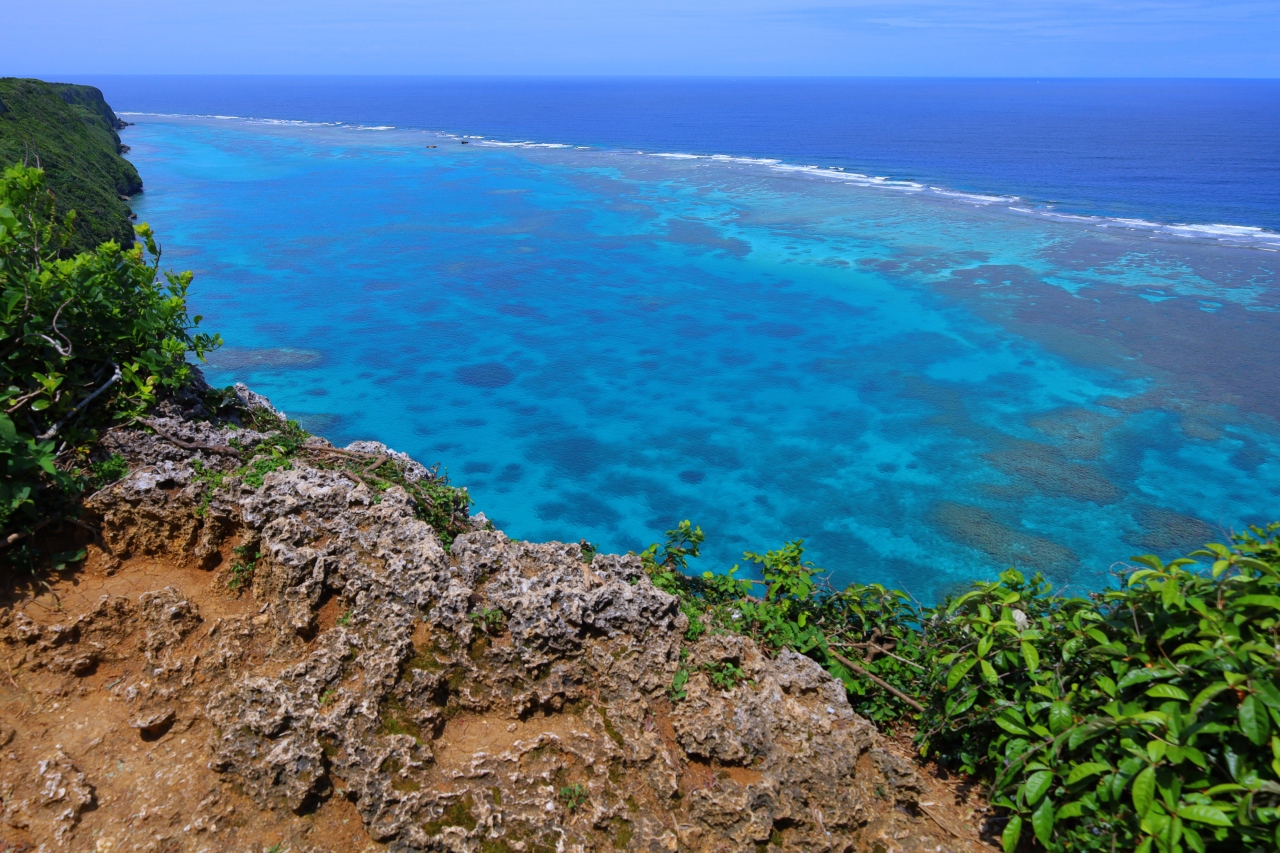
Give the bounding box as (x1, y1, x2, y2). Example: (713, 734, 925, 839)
(469, 606, 506, 634)
(310, 453, 473, 550)
(558, 783, 589, 812)
(87, 452, 128, 491)
(0, 79, 142, 253)
(645, 518, 1280, 853)
(921, 523, 1280, 853)
(668, 666, 689, 701)
(407, 470, 473, 550)
(639, 524, 924, 725)
(228, 544, 258, 590)
(703, 659, 745, 691)
(1, 164, 219, 547)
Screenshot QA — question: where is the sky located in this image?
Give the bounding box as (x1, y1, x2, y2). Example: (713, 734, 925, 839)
(7, 0, 1279, 77)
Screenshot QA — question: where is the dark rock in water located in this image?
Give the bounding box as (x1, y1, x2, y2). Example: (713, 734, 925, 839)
(205, 346, 323, 371)
(454, 362, 515, 389)
(1132, 505, 1219, 555)
(292, 412, 346, 436)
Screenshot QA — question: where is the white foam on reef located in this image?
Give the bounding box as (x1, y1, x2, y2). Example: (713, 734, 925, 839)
(1008, 208, 1280, 250)
(927, 187, 1017, 205)
(709, 155, 781, 165)
(477, 140, 571, 149)
(126, 112, 1280, 252)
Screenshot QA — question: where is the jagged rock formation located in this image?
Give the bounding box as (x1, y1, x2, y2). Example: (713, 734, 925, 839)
(0, 390, 990, 852)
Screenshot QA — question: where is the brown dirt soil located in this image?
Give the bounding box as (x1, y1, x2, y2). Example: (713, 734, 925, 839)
(2, 539, 998, 853)
(0, 545, 383, 853)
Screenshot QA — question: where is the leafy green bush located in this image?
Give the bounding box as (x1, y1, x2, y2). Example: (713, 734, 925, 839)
(0, 163, 219, 544)
(642, 520, 1280, 853)
(640, 521, 927, 722)
(923, 524, 1280, 853)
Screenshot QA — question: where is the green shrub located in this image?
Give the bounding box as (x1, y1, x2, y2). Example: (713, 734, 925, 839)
(0, 163, 219, 546)
(558, 783, 588, 812)
(643, 519, 1280, 853)
(922, 523, 1280, 853)
(638, 522, 926, 724)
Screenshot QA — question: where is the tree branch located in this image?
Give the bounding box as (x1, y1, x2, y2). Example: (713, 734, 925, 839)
(37, 364, 122, 441)
(828, 648, 925, 712)
(138, 418, 243, 458)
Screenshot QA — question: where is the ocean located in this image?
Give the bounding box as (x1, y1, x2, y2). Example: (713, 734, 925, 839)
(88, 76, 1280, 597)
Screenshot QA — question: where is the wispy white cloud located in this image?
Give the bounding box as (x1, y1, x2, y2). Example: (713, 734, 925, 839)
(781, 0, 1279, 38)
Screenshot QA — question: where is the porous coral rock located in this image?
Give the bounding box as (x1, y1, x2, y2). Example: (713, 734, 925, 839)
(0, 392, 985, 852)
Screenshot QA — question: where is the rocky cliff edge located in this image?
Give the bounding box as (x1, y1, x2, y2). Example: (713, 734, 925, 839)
(0, 385, 992, 853)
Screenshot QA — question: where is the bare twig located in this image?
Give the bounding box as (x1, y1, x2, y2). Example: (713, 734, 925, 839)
(2, 514, 60, 550)
(35, 333, 71, 358)
(917, 802, 965, 839)
(828, 649, 925, 712)
(5, 386, 45, 414)
(833, 641, 925, 672)
(37, 364, 122, 441)
(362, 453, 388, 475)
(138, 417, 243, 458)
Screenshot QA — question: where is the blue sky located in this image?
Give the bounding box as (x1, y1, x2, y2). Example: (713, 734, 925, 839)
(9, 0, 1279, 76)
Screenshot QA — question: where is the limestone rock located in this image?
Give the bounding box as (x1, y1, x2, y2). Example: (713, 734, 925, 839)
(0, 391, 987, 852)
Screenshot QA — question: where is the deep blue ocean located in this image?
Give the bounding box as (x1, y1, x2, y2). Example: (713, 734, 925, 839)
(86, 77, 1280, 597)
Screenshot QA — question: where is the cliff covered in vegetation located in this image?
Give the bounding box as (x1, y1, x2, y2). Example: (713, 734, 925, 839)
(0, 78, 142, 252)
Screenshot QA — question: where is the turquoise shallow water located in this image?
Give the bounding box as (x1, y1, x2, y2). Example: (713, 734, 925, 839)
(126, 116, 1280, 599)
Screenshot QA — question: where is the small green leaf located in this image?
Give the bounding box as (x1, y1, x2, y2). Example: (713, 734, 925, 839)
(981, 659, 999, 685)
(1065, 762, 1110, 786)
(1001, 815, 1022, 853)
(1049, 701, 1073, 734)
(1146, 684, 1190, 701)
(1118, 668, 1158, 690)
(1176, 804, 1232, 827)
(1021, 641, 1040, 672)
(1240, 694, 1270, 745)
(1190, 683, 1232, 715)
(1056, 800, 1084, 820)
(1254, 681, 1280, 711)
(1023, 770, 1053, 806)
(1235, 595, 1280, 609)
(946, 657, 977, 691)
(1031, 797, 1055, 847)
(1132, 766, 1156, 815)
(995, 714, 1031, 736)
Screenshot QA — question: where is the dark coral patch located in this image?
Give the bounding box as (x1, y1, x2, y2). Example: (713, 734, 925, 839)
(455, 363, 516, 389)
